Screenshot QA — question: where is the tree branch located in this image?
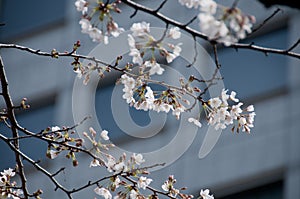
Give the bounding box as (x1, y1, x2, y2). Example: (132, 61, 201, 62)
(0, 43, 124, 72)
(0, 134, 71, 199)
(122, 0, 300, 59)
(0, 56, 29, 198)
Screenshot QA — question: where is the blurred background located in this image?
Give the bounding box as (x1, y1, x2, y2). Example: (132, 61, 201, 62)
(0, 0, 299, 198)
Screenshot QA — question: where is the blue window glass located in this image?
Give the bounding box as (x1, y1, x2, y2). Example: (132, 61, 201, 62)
(0, 0, 67, 41)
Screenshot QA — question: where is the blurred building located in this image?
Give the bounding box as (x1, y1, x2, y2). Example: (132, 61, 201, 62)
(0, 0, 299, 198)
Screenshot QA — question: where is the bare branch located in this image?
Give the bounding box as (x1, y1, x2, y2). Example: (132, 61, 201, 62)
(0, 43, 125, 72)
(0, 56, 29, 198)
(0, 134, 71, 199)
(251, 8, 282, 34)
(155, 0, 168, 13)
(287, 39, 300, 52)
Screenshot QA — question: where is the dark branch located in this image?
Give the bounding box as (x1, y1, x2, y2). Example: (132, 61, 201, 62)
(251, 7, 282, 34)
(0, 56, 29, 198)
(122, 0, 300, 59)
(287, 39, 300, 52)
(155, 0, 168, 13)
(0, 134, 71, 199)
(0, 43, 125, 72)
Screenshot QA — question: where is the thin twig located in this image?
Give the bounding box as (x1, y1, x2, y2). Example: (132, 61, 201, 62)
(251, 8, 282, 34)
(155, 0, 168, 13)
(186, 36, 198, 67)
(287, 39, 300, 52)
(0, 44, 124, 72)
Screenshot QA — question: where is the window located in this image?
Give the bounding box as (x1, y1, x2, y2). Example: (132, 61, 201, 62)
(219, 181, 283, 199)
(0, 0, 67, 41)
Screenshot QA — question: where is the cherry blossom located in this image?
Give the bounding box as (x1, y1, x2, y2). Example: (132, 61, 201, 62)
(1, 168, 15, 177)
(90, 159, 101, 167)
(89, 27, 109, 44)
(178, 0, 200, 9)
(75, 1, 123, 44)
(199, 0, 217, 14)
(46, 149, 59, 159)
(137, 176, 152, 190)
(94, 187, 112, 199)
(188, 117, 202, 128)
(129, 48, 143, 65)
(168, 27, 181, 39)
(127, 22, 182, 68)
(79, 18, 92, 34)
(51, 126, 60, 132)
(129, 189, 138, 199)
(75, 0, 88, 14)
(179, 0, 255, 45)
(144, 60, 165, 75)
(101, 130, 110, 141)
(202, 89, 255, 133)
(131, 153, 145, 165)
(200, 189, 214, 199)
(130, 22, 150, 37)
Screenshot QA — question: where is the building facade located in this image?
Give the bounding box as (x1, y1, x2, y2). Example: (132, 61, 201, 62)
(0, 0, 299, 198)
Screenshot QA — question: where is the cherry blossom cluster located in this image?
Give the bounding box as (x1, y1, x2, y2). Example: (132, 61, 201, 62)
(73, 60, 111, 85)
(75, 0, 124, 43)
(161, 175, 194, 198)
(45, 126, 85, 166)
(75, 127, 210, 199)
(0, 168, 23, 199)
(120, 74, 186, 119)
(128, 22, 182, 75)
(179, 0, 255, 45)
(201, 89, 255, 133)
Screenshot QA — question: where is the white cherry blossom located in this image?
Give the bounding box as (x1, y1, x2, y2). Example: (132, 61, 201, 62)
(198, 13, 229, 39)
(129, 189, 138, 199)
(229, 91, 239, 102)
(200, 189, 214, 199)
(101, 130, 110, 141)
(94, 187, 112, 199)
(1, 168, 15, 177)
(145, 60, 164, 75)
(51, 126, 60, 132)
(75, 0, 88, 14)
(168, 27, 181, 39)
(199, 0, 217, 14)
(130, 22, 150, 37)
(132, 153, 145, 165)
(178, 0, 201, 9)
(172, 106, 185, 120)
(137, 176, 152, 190)
(188, 117, 202, 128)
(88, 27, 108, 44)
(246, 105, 254, 112)
(129, 48, 143, 65)
(90, 159, 101, 167)
(128, 34, 136, 48)
(209, 97, 222, 109)
(79, 18, 92, 34)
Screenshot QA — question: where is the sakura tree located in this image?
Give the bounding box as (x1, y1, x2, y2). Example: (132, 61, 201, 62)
(0, 0, 299, 199)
